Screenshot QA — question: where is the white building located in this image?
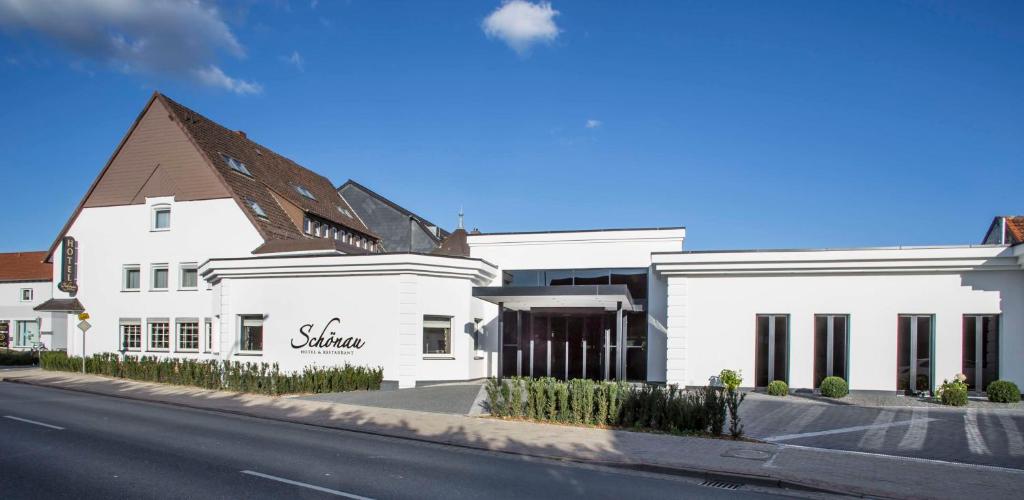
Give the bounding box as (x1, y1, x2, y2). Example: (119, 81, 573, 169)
(38, 93, 1024, 394)
(0, 251, 62, 351)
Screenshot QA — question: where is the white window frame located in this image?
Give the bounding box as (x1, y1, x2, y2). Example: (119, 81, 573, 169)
(19, 288, 33, 302)
(119, 319, 142, 352)
(179, 263, 199, 291)
(423, 315, 453, 358)
(150, 264, 169, 291)
(13, 319, 40, 348)
(246, 197, 269, 219)
(295, 185, 317, 200)
(204, 318, 216, 353)
(151, 204, 171, 232)
(147, 319, 170, 352)
(176, 319, 200, 352)
(122, 265, 141, 292)
(238, 315, 264, 354)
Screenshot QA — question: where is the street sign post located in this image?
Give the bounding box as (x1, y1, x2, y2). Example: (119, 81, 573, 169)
(77, 319, 91, 374)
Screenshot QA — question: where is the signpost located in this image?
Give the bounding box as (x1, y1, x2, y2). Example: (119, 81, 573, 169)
(77, 313, 91, 374)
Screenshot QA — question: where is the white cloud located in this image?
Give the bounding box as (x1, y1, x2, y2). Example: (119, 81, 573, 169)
(585, 119, 602, 129)
(193, 65, 262, 95)
(0, 0, 259, 93)
(482, 1, 559, 54)
(282, 50, 304, 71)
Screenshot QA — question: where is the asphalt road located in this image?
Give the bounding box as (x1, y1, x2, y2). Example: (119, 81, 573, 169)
(742, 396, 1024, 469)
(0, 383, 802, 500)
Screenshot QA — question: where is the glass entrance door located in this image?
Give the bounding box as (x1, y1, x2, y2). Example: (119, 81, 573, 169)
(962, 315, 999, 391)
(897, 315, 933, 394)
(755, 315, 789, 387)
(814, 315, 848, 388)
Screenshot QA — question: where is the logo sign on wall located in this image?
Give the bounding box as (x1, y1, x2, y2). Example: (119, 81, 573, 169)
(291, 317, 366, 355)
(58, 236, 78, 295)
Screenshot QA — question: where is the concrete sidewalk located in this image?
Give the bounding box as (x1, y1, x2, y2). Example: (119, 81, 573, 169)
(2, 368, 1022, 499)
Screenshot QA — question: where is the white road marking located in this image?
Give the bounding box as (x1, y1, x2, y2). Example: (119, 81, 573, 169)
(3, 415, 64, 430)
(996, 412, 1024, 457)
(857, 410, 896, 450)
(778, 443, 1024, 475)
(964, 409, 991, 456)
(897, 408, 928, 451)
(764, 413, 932, 443)
(761, 405, 826, 438)
(241, 470, 374, 500)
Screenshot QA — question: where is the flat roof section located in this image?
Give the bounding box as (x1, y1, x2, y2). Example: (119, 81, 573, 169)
(472, 284, 637, 312)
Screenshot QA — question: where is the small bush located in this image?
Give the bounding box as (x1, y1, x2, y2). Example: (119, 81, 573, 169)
(986, 380, 1021, 403)
(725, 388, 746, 438)
(819, 376, 849, 398)
(766, 380, 788, 396)
(938, 377, 968, 406)
(719, 369, 742, 391)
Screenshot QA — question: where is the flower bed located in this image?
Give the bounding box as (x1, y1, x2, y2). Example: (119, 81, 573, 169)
(40, 351, 382, 395)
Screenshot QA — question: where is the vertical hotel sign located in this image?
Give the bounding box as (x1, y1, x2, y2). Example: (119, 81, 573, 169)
(58, 236, 78, 295)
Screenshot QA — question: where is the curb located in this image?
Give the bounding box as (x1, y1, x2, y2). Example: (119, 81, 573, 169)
(2, 375, 849, 497)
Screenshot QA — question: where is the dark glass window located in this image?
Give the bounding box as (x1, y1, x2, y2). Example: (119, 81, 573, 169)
(573, 269, 610, 286)
(813, 315, 848, 388)
(897, 315, 932, 393)
(963, 315, 999, 391)
(755, 315, 788, 386)
(611, 268, 647, 300)
(503, 270, 542, 286)
(544, 270, 573, 286)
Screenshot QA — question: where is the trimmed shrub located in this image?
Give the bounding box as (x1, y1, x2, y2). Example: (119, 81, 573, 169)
(486, 377, 745, 436)
(938, 377, 968, 406)
(39, 351, 382, 395)
(719, 369, 742, 391)
(986, 380, 1021, 403)
(0, 349, 38, 366)
(819, 376, 849, 398)
(767, 380, 788, 396)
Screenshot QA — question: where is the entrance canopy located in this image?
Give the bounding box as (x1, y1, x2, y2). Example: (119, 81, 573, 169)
(472, 284, 637, 312)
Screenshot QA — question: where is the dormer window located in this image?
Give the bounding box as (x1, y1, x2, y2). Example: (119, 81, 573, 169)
(245, 197, 268, 219)
(151, 205, 171, 231)
(222, 154, 251, 176)
(295, 185, 317, 200)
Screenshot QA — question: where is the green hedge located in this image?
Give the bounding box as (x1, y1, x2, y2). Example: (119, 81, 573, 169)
(0, 349, 38, 366)
(486, 377, 746, 437)
(986, 380, 1021, 403)
(819, 376, 848, 398)
(40, 352, 382, 395)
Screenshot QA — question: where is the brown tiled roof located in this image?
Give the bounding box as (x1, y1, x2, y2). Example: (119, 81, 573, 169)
(0, 251, 51, 282)
(432, 229, 470, 257)
(158, 94, 375, 242)
(34, 298, 84, 312)
(1005, 217, 1024, 244)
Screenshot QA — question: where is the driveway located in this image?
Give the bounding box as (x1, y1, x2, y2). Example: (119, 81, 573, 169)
(297, 381, 487, 416)
(740, 393, 1024, 469)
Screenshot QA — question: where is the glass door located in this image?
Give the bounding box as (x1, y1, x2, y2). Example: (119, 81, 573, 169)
(897, 315, 933, 394)
(814, 315, 849, 387)
(755, 315, 789, 387)
(962, 315, 999, 391)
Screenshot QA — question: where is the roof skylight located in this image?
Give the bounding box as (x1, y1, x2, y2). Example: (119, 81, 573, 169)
(222, 154, 251, 176)
(295, 185, 317, 200)
(246, 198, 268, 219)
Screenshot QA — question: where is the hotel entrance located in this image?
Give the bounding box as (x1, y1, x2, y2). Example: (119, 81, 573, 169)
(503, 310, 619, 381)
(474, 269, 648, 382)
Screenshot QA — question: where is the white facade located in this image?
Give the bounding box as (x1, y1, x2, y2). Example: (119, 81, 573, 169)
(0, 280, 55, 349)
(52, 196, 263, 359)
(653, 245, 1024, 392)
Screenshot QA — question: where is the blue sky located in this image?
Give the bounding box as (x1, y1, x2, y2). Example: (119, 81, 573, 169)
(0, 1, 1021, 252)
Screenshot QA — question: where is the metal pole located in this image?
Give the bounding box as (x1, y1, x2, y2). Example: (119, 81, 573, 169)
(81, 324, 86, 374)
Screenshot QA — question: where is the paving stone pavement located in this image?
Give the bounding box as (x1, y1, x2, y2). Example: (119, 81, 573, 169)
(741, 394, 1024, 469)
(296, 381, 487, 415)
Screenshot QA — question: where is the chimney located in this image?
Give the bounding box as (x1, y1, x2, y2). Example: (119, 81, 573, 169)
(236, 130, 247, 139)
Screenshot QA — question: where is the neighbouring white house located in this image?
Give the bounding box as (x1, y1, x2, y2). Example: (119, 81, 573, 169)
(0, 251, 62, 350)
(36, 93, 1024, 393)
